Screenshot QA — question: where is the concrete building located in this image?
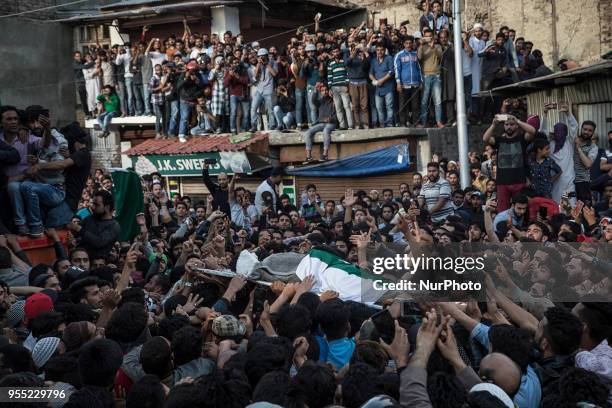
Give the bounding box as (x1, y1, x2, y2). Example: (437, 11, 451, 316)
(0, 1, 75, 125)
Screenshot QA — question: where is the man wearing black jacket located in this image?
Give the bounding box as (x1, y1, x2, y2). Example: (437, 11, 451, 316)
(0, 139, 20, 235)
(66, 189, 120, 260)
(202, 162, 230, 215)
(73, 51, 90, 118)
(534, 306, 582, 398)
(176, 67, 202, 142)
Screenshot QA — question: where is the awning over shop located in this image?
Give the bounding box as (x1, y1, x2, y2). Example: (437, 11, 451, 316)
(125, 133, 270, 176)
(287, 144, 409, 177)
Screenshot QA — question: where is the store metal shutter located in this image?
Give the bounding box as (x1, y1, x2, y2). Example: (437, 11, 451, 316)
(295, 171, 416, 203)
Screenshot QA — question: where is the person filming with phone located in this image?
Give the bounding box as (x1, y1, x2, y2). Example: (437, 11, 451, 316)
(483, 113, 536, 211)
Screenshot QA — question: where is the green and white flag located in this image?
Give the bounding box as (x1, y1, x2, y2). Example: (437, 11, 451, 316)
(111, 168, 144, 242)
(295, 248, 384, 303)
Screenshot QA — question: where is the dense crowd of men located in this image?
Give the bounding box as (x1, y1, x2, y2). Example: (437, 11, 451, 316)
(0, 1, 610, 408)
(73, 1, 565, 147)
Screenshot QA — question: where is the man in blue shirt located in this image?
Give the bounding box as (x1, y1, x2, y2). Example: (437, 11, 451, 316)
(472, 323, 542, 408)
(369, 44, 395, 127)
(394, 36, 421, 127)
(493, 194, 529, 236)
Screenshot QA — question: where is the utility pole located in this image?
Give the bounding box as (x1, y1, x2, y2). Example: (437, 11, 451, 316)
(453, 0, 470, 189)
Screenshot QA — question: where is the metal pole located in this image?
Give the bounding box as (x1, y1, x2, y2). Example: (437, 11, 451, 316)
(452, 0, 471, 189)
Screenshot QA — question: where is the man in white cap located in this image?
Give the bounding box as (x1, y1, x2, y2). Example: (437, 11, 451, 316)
(249, 48, 278, 131)
(469, 23, 486, 122)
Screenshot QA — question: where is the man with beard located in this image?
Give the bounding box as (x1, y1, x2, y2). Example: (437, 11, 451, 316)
(534, 306, 582, 399)
(377, 203, 395, 230)
(202, 162, 230, 215)
(418, 162, 453, 223)
(411, 173, 423, 198)
(483, 114, 536, 211)
(8, 107, 66, 237)
(572, 120, 598, 204)
(33, 122, 91, 213)
(66, 190, 120, 260)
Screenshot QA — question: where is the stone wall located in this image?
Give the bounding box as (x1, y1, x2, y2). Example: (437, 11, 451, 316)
(350, 0, 606, 67)
(0, 17, 75, 125)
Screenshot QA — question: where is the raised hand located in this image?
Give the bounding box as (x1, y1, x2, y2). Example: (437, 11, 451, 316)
(183, 293, 203, 314)
(414, 309, 447, 359)
(293, 336, 309, 368)
(380, 320, 409, 368)
(344, 188, 357, 207)
(436, 321, 464, 369)
(349, 230, 371, 249)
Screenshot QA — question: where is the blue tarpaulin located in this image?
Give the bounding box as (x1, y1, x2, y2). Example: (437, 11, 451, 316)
(287, 144, 410, 177)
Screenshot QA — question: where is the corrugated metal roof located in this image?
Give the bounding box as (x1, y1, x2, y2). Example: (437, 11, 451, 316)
(55, 0, 244, 22)
(56, 0, 359, 22)
(125, 132, 268, 156)
(100, 0, 165, 10)
(523, 77, 612, 136)
(476, 60, 612, 97)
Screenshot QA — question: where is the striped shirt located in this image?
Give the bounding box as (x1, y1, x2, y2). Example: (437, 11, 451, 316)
(419, 177, 453, 222)
(327, 59, 349, 87)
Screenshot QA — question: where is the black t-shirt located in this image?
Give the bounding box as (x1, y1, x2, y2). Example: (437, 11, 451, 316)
(494, 131, 528, 185)
(65, 148, 92, 211)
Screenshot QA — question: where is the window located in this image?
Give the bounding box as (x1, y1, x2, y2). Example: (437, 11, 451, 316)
(88, 26, 97, 41)
(102, 25, 110, 39)
(79, 26, 89, 41)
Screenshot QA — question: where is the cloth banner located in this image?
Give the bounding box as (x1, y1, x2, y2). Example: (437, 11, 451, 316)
(111, 168, 144, 242)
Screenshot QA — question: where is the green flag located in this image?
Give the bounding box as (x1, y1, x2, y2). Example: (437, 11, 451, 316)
(111, 168, 144, 242)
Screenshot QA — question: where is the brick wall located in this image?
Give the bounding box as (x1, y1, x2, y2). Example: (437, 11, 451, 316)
(0, 0, 56, 19)
(601, 0, 612, 52)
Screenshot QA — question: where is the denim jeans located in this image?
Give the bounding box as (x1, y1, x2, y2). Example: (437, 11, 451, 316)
(331, 85, 353, 128)
(8, 181, 25, 226)
(125, 76, 136, 115)
(20, 181, 65, 228)
(306, 86, 318, 125)
(153, 104, 165, 134)
(295, 88, 307, 125)
(304, 123, 336, 150)
(45, 201, 73, 228)
(178, 101, 194, 137)
(142, 82, 152, 115)
(420, 74, 442, 124)
(97, 111, 118, 133)
(273, 106, 295, 129)
(250, 92, 275, 129)
(230, 95, 250, 132)
(167, 100, 180, 135)
(375, 92, 395, 127)
(190, 122, 212, 136)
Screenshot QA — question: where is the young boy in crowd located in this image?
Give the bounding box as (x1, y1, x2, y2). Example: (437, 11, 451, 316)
(529, 138, 562, 199)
